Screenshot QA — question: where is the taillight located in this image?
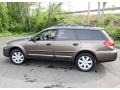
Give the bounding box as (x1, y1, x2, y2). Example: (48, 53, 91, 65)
(104, 40, 115, 49)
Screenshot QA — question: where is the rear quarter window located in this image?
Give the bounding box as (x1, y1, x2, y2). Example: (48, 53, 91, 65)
(74, 29, 109, 40)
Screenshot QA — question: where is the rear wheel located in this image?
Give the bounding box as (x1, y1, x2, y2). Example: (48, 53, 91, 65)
(75, 53, 96, 72)
(10, 49, 25, 65)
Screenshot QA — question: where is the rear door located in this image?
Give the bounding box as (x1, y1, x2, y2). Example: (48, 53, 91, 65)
(54, 29, 81, 60)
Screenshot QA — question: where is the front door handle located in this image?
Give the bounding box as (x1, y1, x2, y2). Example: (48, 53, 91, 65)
(73, 43, 79, 46)
(46, 43, 51, 46)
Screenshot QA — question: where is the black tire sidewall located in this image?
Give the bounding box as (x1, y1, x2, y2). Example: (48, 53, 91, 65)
(75, 53, 96, 72)
(10, 49, 25, 65)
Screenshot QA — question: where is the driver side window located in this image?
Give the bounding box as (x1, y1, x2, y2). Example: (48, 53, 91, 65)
(35, 30, 57, 41)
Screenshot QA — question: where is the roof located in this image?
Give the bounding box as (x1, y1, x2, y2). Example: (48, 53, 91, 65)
(44, 25, 104, 30)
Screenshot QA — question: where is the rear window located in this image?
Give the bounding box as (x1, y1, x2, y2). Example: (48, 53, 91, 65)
(74, 29, 108, 40)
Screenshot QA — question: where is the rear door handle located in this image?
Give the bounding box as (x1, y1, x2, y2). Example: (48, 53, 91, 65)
(46, 43, 51, 46)
(73, 43, 79, 46)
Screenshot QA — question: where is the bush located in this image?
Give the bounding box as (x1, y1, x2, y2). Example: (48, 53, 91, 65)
(0, 3, 120, 40)
(105, 25, 120, 40)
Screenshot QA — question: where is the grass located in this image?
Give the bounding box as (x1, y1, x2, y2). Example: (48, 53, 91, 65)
(116, 41, 120, 47)
(0, 31, 36, 37)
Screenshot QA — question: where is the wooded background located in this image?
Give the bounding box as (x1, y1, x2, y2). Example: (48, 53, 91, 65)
(0, 2, 120, 40)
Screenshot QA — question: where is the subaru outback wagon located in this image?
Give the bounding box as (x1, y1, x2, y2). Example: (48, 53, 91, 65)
(3, 26, 117, 72)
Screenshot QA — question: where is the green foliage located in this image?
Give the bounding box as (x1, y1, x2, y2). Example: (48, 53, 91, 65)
(0, 31, 12, 37)
(89, 16, 98, 26)
(0, 3, 9, 32)
(105, 26, 120, 40)
(0, 30, 34, 37)
(103, 15, 117, 26)
(31, 11, 48, 32)
(47, 2, 64, 26)
(59, 15, 85, 25)
(102, 15, 120, 40)
(59, 14, 120, 40)
(0, 2, 64, 34)
(116, 41, 120, 47)
(0, 2, 120, 40)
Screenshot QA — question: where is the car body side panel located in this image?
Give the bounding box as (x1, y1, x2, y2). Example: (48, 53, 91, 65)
(24, 41, 54, 56)
(53, 40, 81, 60)
(3, 39, 54, 59)
(3, 44, 27, 57)
(73, 40, 117, 62)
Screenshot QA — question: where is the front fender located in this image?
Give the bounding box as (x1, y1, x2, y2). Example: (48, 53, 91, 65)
(9, 45, 28, 58)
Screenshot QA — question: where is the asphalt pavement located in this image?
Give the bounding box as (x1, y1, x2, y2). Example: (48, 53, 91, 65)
(0, 37, 120, 88)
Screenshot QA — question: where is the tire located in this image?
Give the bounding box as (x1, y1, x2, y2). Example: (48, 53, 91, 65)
(10, 49, 26, 65)
(75, 53, 96, 72)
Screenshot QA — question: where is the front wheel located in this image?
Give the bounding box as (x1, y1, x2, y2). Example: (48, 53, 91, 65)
(10, 49, 26, 65)
(75, 53, 96, 72)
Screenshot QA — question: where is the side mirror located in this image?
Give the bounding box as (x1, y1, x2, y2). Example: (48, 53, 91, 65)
(31, 36, 42, 42)
(30, 37, 35, 42)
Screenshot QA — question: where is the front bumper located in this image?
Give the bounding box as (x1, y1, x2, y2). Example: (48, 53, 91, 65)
(3, 46, 10, 57)
(96, 49, 117, 63)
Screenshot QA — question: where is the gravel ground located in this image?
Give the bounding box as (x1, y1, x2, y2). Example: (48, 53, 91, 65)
(0, 37, 120, 88)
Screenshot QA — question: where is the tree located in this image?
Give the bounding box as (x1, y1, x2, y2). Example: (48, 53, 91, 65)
(48, 2, 63, 26)
(0, 3, 9, 32)
(0, 2, 64, 33)
(7, 2, 33, 32)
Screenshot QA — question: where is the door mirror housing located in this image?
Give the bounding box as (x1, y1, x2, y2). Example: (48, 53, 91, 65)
(30, 37, 36, 42)
(30, 36, 42, 42)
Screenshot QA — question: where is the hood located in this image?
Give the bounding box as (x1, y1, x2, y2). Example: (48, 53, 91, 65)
(7, 38, 30, 44)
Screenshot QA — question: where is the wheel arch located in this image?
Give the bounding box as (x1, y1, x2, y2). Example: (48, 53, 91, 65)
(74, 50, 97, 62)
(9, 46, 27, 57)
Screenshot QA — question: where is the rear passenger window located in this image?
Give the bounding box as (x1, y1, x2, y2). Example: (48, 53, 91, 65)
(75, 29, 107, 40)
(56, 30, 76, 40)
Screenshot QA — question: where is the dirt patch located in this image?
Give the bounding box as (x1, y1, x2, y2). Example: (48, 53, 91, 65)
(38, 65, 41, 67)
(24, 63, 30, 66)
(47, 65, 74, 71)
(24, 74, 36, 83)
(43, 84, 65, 88)
(47, 65, 55, 68)
(30, 69, 34, 72)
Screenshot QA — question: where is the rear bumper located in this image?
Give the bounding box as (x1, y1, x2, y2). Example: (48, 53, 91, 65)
(96, 49, 117, 63)
(3, 46, 9, 57)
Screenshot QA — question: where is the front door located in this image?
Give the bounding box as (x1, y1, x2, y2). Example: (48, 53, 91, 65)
(25, 29, 57, 59)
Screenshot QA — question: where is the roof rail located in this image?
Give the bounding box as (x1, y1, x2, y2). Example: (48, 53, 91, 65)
(52, 24, 80, 27)
(82, 25, 96, 27)
(51, 24, 96, 27)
